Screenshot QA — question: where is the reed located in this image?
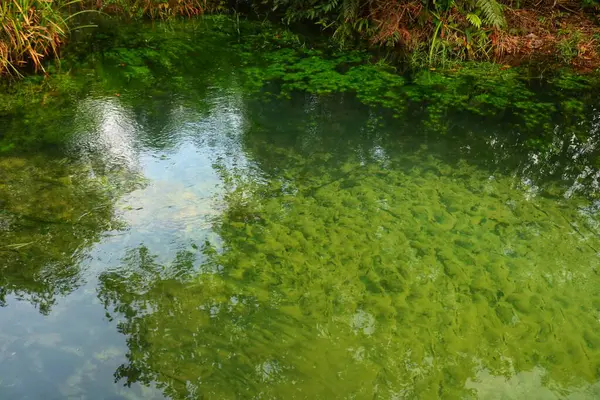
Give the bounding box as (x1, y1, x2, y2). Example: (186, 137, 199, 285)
(93, 0, 210, 20)
(0, 0, 75, 75)
(0, 0, 215, 76)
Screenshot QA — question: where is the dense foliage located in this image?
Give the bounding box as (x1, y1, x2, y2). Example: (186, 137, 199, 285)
(0, 0, 599, 76)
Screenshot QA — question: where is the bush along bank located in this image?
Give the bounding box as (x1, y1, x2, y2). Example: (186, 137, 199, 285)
(5, 0, 600, 76)
(0, 0, 600, 75)
(1, 0, 600, 77)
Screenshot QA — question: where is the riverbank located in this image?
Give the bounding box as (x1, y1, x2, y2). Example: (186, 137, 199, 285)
(1, 0, 599, 78)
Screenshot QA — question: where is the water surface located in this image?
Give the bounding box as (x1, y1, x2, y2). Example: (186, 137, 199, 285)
(2, 19, 600, 399)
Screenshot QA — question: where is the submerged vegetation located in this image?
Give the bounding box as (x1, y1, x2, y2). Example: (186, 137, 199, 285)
(96, 92, 600, 398)
(0, 156, 128, 314)
(99, 139, 600, 398)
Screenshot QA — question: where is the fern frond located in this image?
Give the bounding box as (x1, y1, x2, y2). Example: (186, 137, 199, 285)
(342, 0, 360, 20)
(320, 0, 340, 13)
(476, 0, 505, 28)
(466, 13, 482, 29)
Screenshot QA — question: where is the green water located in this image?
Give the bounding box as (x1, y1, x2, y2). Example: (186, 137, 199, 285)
(2, 18, 600, 399)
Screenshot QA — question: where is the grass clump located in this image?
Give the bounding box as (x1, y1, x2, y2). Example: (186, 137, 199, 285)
(0, 0, 222, 77)
(94, 0, 215, 20)
(0, 0, 74, 75)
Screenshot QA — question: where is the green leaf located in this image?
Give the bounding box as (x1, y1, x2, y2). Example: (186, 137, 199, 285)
(466, 13, 482, 29)
(476, 0, 506, 28)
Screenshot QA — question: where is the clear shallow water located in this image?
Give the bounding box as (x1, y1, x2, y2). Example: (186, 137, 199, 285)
(2, 20, 600, 400)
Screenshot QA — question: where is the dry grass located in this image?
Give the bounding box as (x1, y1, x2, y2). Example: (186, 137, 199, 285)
(366, 0, 600, 68)
(92, 0, 211, 19)
(495, 7, 600, 69)
(0, 0, 70, 75)
(369, 1, 424, 47)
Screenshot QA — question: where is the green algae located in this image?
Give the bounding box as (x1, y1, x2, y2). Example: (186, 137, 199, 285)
(96, 137, 600, 398)
(92, 97, 600, 398)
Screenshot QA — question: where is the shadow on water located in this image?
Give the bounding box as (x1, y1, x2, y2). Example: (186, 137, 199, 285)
(2, 16, 600, 400)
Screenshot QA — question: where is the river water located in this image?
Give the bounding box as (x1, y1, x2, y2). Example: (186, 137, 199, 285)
(2, 18, 600, 399)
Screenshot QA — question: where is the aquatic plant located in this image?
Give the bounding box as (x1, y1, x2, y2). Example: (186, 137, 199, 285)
(98, 128, 600, 398)
(237, 30, 562, 132)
